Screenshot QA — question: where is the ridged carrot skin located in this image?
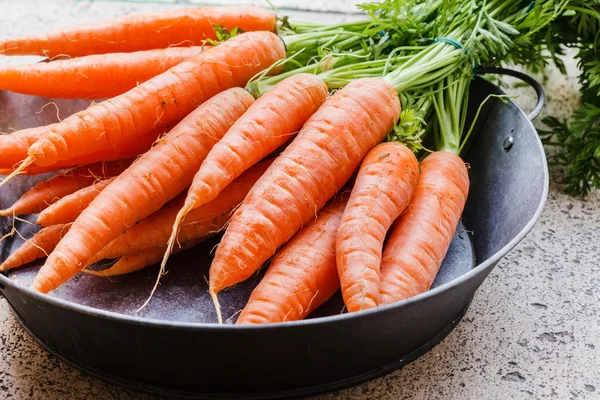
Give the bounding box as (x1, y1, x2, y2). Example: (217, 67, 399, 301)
(0, 224, 68, 272)
(336, 142, 420, 312)
(0, 47, 209, 99)
(209, 78, 401, 304)
(185, 73, 328, 209)
(0, 124, 56, 169)
(31, 88, 255, 294)
(90, 159, 273, 262)
(237, 193, 349, 325)
(379, 151, 470, 305)
(0, 159, 132, 216)
(0, 6, 276, 57)
(84, 239, 203, 277)
(36, 177, 115, 227)
(25, 31, 285, 168)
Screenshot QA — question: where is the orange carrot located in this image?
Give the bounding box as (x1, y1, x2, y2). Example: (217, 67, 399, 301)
(0, 124, 56, 169)
(0, 31, 284, 185)
(36, 177, 115, 227)
(379, 151, 469, 305)
(89, 159, 273, 263)
(0, 224, 69, 272)
(83, 238, 203, 277)
(0, 159, 133, 217)
(208, 78, 401, 323)
(0, 47, 210, 99)
(0, 125, 170, 175)
(31, 87, 255, 294)
(237, 192, 349, 325)
(0, 6, 275, 57)
(162, 74, 328, 272)
(336, 142, 420, 312)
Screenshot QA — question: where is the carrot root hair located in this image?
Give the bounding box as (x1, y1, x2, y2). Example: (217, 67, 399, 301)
(136, 200, 196, 312)
(0, 157, 34, 190)
(210, 289, 223, 325)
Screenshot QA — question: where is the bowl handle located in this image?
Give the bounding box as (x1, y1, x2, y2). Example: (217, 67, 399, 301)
(474, 67, 545, 121)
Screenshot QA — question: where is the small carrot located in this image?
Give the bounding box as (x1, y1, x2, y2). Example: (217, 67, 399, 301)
(237, 192, 349, 325)
(0, 224, 69, 272)
(31, 87, 255, 294)
(208, 78, 401, 323)
(0, 46, 209, 99)
(162, 73, 328, 273)
(90, 159, 273, 263)
(36, 177, 115, 227)
(0, 159, 133, 217)
(83, 238, 203, 277)
(0, 124, 56, 169)
(0, 31, 285, 187)
(335, 142, 420, 312)
(379, 151, 469, 305)
(0, 6, 276, 57)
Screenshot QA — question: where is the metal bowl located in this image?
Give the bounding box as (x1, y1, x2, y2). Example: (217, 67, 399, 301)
(0, 69, 548, 399)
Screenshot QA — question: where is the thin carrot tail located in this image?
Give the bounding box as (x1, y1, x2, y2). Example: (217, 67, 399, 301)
(210, 289, 223, 325)
(0, 156, 34, 190)
(136, 200, 195, 311)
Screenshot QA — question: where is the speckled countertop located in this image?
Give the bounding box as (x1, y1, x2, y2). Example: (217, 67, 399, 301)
(0, 1, 599, 399)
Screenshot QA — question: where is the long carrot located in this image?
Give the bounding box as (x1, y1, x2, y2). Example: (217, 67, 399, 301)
(0, 159, 133, 217)
(36, 177, 115, 227)
(336, 142, 420, 312)
(162, 73, 328, 273)
(31, 87, 255, 294)
(83, 238, 203, 278)
(0, 224, 68, 272)
(379, 152, 469, 304)
(379, 74, 472, 304)
(0, 31, 285, 188)
(0, 124, 56, 169)
(237, 192, 349, 325)
(89, 159, 273, 263)
(208, 78, 401, 323)
(0, 47, 209, 99)
(0, 125, 169, 175)
(0, 6, 275, 57)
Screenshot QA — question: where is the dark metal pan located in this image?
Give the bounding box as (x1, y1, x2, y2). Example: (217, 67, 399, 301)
(0, 68, 548, 399)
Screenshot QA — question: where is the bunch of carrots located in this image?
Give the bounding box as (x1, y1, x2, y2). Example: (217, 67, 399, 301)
(0, 0, 563, 324)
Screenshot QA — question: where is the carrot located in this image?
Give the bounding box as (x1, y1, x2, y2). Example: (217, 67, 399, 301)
(89, 159, 273, 263)
(335, 142, 420, 312)
(0, 124, 56, 169)
(0, 47, 209, 99)
(0, 6, 275, 57)
(0, 159, 133, 217)
(36, 177, 115, 227)
(0, 31, 284, 187)
(31, 87, 255, 294)
(0, 224, 69, 272)
(237, 192, 349, 325)
(83, 238, 203, 277)
(379, 151, 469, 304)
(162, 73, 328, 273)
(208, 78, 401, 323)
(0, 125, 170, 175)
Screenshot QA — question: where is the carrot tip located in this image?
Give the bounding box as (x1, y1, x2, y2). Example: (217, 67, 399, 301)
(210, 289, 223, 324)
(0, 156, 34, 190)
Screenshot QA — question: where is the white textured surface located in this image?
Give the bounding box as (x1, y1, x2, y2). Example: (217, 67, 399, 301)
(0, 1, 599, 399)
